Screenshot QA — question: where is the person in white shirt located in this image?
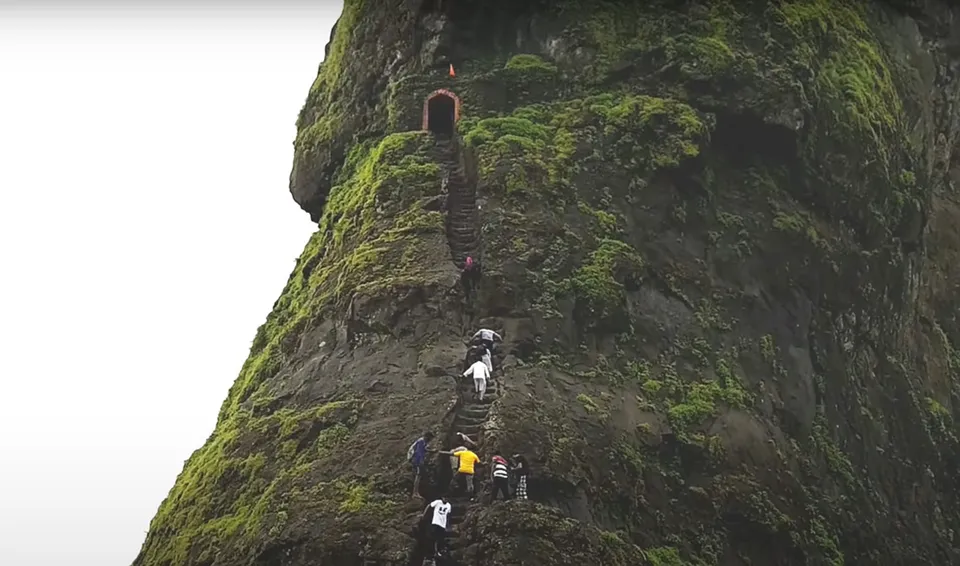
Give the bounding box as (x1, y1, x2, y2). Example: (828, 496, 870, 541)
(481, 347, 493, 373)
(471, 328, 502, 353)
(463, 359, 490, 401)
(422, 496, 452, 557)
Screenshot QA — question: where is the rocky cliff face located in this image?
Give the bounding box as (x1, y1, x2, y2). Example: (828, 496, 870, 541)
(134, 1, 960, 565)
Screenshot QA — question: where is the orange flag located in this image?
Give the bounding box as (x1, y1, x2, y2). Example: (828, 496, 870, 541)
(449, 63, 456, 77)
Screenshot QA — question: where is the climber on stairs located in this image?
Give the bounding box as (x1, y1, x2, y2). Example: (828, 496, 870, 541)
(422, 495, 452, 558)
(512, 454, 530, 500)
(461, 255, 480, 297)
(408, 431, 435, 498)
(463, 357, 490, 401)
(440, 446, 480, 499)
(470, 328, 502, 354)
(456, 431, 478, 449)
(481, 346, 493, 374)
(491, 452, 510, 501)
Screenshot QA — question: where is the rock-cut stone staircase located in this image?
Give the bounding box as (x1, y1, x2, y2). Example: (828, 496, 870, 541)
(421, 358, 500, 565)
(430, 135, 480, 269)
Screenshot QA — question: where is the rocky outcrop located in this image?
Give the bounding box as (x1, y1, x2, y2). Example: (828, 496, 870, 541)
(135, 1, 960, 565)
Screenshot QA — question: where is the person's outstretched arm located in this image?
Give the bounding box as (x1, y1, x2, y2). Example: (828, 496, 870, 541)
(494, 332, 503, 342)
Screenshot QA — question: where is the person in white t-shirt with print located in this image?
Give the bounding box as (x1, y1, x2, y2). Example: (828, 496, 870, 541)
(422, 496, 452, 558)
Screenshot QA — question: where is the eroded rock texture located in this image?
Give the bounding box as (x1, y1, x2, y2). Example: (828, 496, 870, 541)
(135, 1, 960, 565)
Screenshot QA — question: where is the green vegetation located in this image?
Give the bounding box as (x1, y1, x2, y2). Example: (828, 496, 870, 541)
(140, 399, 361, 565)
(641, 356, 750, 441)
(142, 0, 944, 564)
(462, 94, 706, 197)
(776, 0, 902, 160)
(810, 412, 857, 487)
(224, 132, 444, 411)
(504, 53, 558, 73)
(569, 239, 644, 318)
(642, 546, 692, 566)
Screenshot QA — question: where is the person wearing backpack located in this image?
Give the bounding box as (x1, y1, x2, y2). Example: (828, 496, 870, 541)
(408, 431, 435, 498)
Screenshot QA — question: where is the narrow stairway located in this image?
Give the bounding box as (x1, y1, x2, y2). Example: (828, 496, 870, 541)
(421, 360, 501, 565)
(430, 135, 480, 269)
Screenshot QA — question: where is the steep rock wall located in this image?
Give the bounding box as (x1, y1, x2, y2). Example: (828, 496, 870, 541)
(136, 1, 960, 565)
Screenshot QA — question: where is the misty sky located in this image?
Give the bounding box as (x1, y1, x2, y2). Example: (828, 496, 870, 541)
(0, 2, 342, 564)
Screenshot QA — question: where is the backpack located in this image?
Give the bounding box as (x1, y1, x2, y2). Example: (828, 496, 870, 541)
(407, 438, 420, 461)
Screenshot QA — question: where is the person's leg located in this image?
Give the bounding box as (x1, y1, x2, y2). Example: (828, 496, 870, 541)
(465, 474, 474, 497)
(476, 377, 486, 401)
(412, 464, 421, 497)
(518, 476, 527, 500)
(433, 525, 445, 555)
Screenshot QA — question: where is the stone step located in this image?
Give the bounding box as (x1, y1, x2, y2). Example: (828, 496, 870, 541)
(461, 383, 497, 393)
(463, 396, 497, 406)
(455, 416, 486, 427)
(457, 424, 482, 435)
(463, 382, 495, 392)
(460, 408, 490, 419)
(461, 398, 496, 410)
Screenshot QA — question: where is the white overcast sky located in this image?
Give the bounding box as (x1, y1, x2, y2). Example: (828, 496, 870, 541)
(0, 2, 342, 564)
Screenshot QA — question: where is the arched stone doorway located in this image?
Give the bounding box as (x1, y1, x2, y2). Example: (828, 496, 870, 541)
(422, 89, 460, 136)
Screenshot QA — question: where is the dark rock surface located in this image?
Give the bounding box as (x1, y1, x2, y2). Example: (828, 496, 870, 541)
(135, 1, 960, 565)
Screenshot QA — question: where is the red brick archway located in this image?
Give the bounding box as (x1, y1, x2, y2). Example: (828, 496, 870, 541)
(422, 89, 461, 135)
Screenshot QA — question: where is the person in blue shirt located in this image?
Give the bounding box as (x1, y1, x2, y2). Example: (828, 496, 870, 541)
(408, 431, 435, 498)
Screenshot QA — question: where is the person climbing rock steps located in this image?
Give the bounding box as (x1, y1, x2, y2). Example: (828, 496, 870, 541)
(422, 496, 452, 558)
(461, 255, 480, 297)
(490, 452, 510, 501)
(408, 431, 435, 498)
(481, 346, 493, 374)
(456, 431, 477, 449)
(471, 328, 502, 354)
(463, 357, 490, 401)
(512, 454, 529, 500)
(441, 446, 480, 499)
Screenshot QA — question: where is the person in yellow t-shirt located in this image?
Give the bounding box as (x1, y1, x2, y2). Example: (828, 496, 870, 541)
(440, 447, 480, 498)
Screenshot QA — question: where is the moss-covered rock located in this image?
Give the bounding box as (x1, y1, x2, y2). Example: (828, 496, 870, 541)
(137, 1, 960, 565)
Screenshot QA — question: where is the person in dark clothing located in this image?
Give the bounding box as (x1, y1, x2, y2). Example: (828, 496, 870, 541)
(512, 454, 529, 500)
(461, 255, 480, 297)
(490, 452, 510, 501)
(408, 431, 435, 497)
